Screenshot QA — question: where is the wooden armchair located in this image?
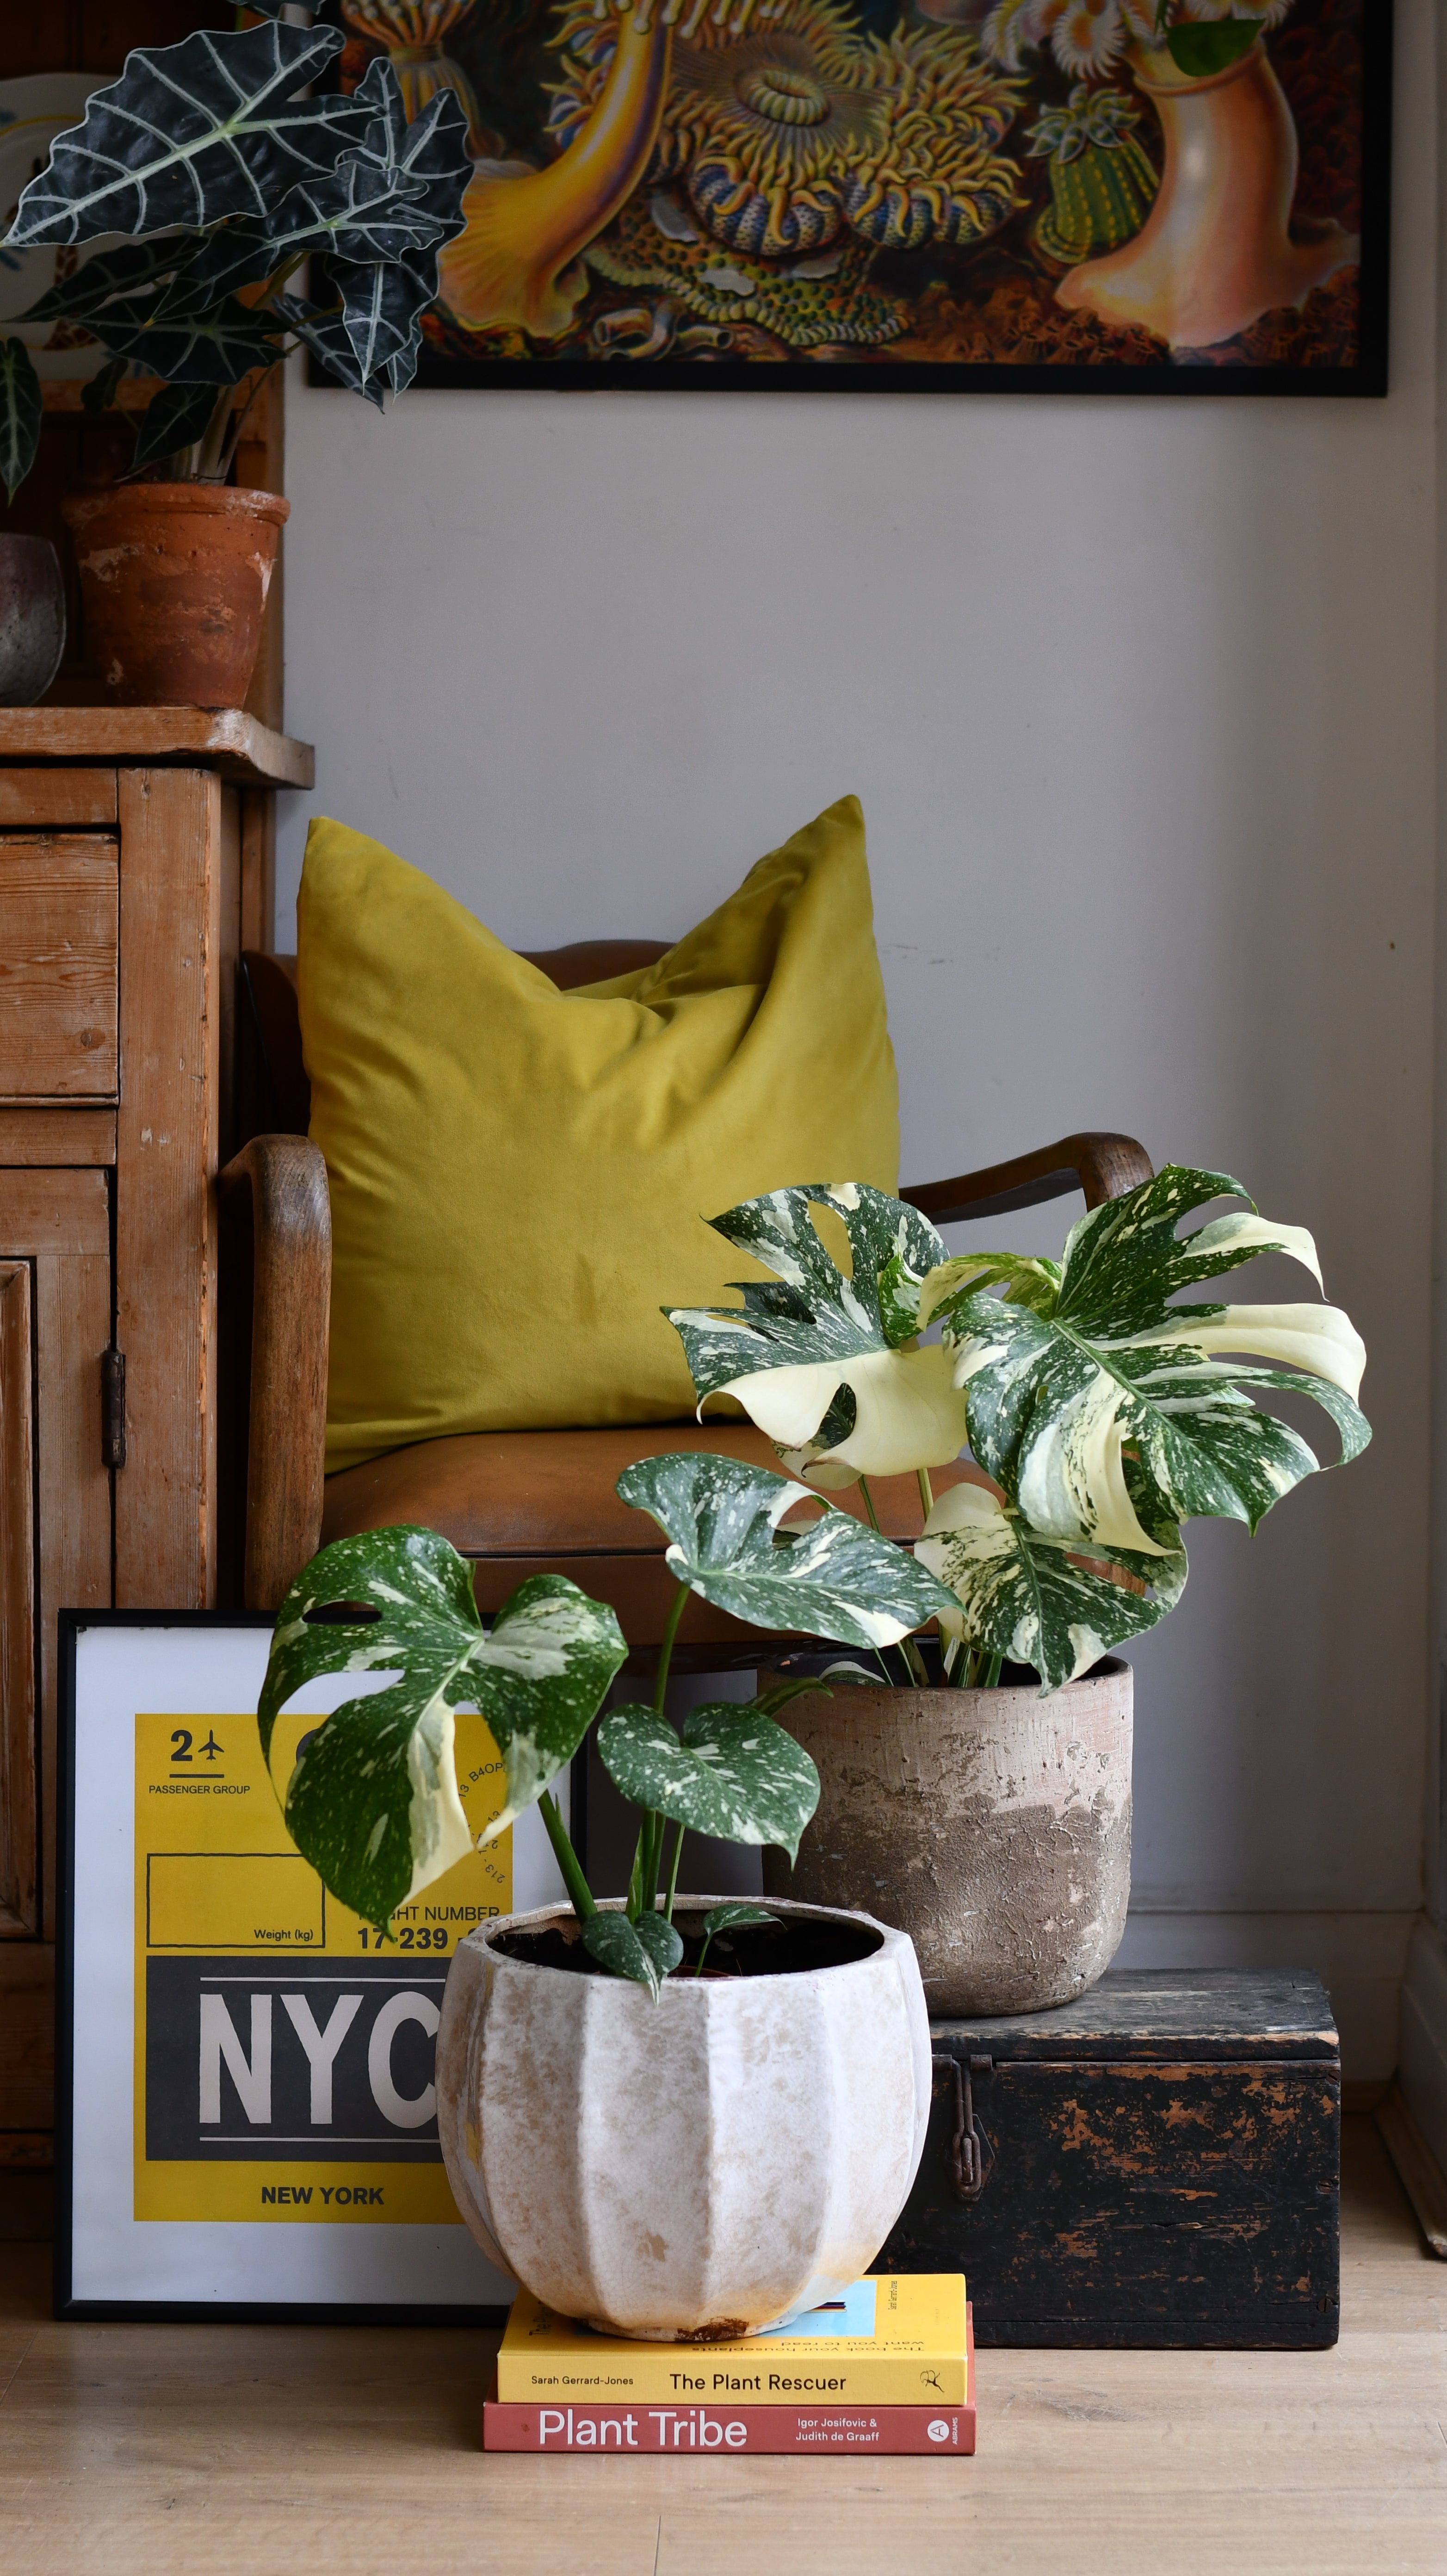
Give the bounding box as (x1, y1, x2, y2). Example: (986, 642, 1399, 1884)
(220, 943, 1151, 1634)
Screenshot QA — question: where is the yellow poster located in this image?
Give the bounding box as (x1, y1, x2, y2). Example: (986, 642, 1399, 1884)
(133, 1703, 509, 2224)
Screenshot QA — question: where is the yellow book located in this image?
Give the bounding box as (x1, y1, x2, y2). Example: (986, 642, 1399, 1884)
(497, 2275, 967, 2407)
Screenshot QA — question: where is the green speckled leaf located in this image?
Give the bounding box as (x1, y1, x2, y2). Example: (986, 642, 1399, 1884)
(667, 1183, 969, 1480)
(916, 1478, 1186, 1693)
(598, 1703, 820, 1862)
(616, 1450, 958, 1650)
(926, 1165, 1369, 1552)
(583, 1910, 680, 1999)
(259, 1525, 625, 1925)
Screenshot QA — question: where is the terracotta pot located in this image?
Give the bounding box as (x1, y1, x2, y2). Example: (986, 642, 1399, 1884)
(0, 535, 66, 706)
(436, 1896, 930, 2338)
(761, 1660, 1133, 2015)
(62, 482, 288, 709)
(1056, 41, 1357, 352)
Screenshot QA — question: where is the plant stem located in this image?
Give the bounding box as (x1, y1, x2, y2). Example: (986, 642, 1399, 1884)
(915, 1467, 934, 1525)
(654, 1583, 689, 1715)
(900, 1633, 931, 1688)
(858, 1475, 882, 1533)
(538, 1789, 597, 1920)
(662, 1819, 685, 1924)
(981, 1651, 1003, 1689)
(625, 1828, 645, 1921)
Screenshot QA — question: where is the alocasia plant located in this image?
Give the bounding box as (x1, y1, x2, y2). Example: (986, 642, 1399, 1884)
(0, 8, 470, 497)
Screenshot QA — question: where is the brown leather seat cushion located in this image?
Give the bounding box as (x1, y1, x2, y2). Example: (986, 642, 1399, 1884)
(322, 1424, 983, 1648)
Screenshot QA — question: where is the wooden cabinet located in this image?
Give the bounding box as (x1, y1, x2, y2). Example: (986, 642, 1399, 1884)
(0, 712, 314, 2205)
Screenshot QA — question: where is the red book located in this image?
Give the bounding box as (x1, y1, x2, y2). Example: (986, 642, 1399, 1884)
(482, 2308, 976, 2456)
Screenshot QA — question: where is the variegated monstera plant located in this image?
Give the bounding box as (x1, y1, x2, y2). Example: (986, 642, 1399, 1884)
(259, 1163, 1366, 1990)
(668, 1165, 1367, 1694)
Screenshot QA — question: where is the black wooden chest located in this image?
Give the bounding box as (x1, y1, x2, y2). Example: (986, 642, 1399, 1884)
(876, 1969, 1340, 2348)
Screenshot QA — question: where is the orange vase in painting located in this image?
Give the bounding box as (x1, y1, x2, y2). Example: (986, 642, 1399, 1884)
(1056, 38, 1358, 353)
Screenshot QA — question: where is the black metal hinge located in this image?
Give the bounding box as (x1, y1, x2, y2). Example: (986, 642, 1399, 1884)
(101, 1347, 126, 1469)
(933, 2052, 992, 2201)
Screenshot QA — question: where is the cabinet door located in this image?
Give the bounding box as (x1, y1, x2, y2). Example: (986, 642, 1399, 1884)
(0, 1169, 111, 2157)
(0, 1169, 111, 1942)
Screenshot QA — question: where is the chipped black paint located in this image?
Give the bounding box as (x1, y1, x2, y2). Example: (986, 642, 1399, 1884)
(875, 1969, 1341, 2349)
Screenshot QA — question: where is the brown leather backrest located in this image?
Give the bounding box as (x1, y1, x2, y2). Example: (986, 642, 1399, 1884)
(237, 941, 672, 1140)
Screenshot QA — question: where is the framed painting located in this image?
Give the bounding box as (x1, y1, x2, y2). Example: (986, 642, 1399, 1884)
(317, 0, 1391, 393)
(54, 1612, 578, 2321)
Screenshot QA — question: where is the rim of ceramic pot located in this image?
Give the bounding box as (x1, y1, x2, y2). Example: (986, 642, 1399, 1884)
(764, 1651, 1132, 1700)
(62, 483, 290, 529)
(476, 1891, 908, 1976)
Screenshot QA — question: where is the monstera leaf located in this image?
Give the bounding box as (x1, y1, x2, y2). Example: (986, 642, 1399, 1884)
(598, 1703, 820, 1862)
(916, 1479, 1187, 1692)
(259, 1526, 625, 1926)
(667, 1183, 970, 1480)
(923, 1166, 1369, 1554)
(617, 1451, 958, 1648)
(6, 22, 370, 248)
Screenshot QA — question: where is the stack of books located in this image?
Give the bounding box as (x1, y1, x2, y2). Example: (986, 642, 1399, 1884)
(484, 2273, 974, 2455)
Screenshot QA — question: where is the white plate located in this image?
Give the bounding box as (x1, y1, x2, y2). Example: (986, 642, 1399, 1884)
(0, 72, 125, 381)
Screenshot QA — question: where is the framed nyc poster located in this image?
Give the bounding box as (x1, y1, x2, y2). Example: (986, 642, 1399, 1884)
(56, 1614, 569, 2321)
(320, 0, 1390, 391)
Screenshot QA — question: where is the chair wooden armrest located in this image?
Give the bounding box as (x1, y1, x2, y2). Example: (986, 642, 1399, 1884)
(219, 1135, 331, 1612)
(901, 1131, 1152, 1225)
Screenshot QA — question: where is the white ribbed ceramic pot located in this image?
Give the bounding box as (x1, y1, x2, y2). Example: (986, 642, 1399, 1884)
(436, 1896, 931, 2339)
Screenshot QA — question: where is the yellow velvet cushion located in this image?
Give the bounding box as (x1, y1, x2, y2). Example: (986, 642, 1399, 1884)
(299, 795, 899, 1474)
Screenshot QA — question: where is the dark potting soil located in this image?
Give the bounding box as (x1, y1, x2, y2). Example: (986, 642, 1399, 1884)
(490, 1913, 884, 1980)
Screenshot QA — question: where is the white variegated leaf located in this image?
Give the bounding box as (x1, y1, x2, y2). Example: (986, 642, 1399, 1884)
(616, 1450, 958, 1649)
(667, 1183, 969, 1480)
(916, 1479, 1187, 1693)
(259, 1527, 625, 1924)
(932, 1164, 1369, 1547)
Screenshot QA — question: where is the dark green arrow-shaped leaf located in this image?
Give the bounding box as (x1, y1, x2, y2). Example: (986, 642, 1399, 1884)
(598, 1703, 820, 1862)
(84, 290, 285, 384)
(259, 1525, 625, 1924)
(129, 380, 219, 474)
(616, 1450, 958, 1649)
(0, 340, 42, 502)
(6, 22, 372, 249)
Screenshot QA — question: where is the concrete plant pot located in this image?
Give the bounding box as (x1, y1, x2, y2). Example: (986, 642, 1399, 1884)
(761, 1659, 1133, 2015)
(436, 1895, 930, 2339)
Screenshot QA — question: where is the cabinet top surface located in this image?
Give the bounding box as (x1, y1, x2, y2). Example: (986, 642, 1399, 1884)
(0, 709, 314, 788)
(931, 1969, 1339, 2059)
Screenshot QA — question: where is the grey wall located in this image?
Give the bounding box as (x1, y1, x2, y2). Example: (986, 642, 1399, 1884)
(275, 2, 1438, 2073)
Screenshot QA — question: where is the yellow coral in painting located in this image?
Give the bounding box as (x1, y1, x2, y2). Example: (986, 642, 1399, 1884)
(550, 0, 1020, 263)
(436, 1, 676, 340)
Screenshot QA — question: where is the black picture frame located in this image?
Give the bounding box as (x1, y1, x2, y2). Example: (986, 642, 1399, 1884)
(53, 1610, 585, 2324)
(314, 0, 1392, 399)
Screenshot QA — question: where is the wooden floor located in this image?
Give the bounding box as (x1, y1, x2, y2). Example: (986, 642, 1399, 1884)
(1, 2118, 1444, 2576)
